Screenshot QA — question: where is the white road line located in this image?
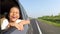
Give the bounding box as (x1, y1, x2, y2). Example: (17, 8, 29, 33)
(36, 20, 42, 34)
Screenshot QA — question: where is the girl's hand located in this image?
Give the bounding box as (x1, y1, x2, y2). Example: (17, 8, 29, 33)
(8, 23, 24, 31)
(7, 23, 15, 29)
(14, 23, 24, 31)
(8, 23, 15, 27)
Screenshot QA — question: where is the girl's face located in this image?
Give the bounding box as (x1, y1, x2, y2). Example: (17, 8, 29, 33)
(9, 7, 20, 22)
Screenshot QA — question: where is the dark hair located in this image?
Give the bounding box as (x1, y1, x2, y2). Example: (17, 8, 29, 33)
(6, 6, 21, 20)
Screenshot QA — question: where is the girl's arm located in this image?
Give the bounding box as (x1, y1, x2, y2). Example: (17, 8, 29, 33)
(8, 22, 24, 31)
(19, 20, 30, 25)
(15, 20, 30, 31)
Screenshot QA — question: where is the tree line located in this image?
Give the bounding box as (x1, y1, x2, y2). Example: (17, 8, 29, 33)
(38, 14, 60, 23)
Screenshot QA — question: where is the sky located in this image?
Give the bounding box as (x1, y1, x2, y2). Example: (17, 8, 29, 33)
(19, 0, 60, 18)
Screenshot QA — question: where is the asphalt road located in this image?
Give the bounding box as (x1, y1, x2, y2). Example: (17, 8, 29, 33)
(30, 19, 42, 34)
(30, 19, 60, 34)
(37, 20, 60, 34)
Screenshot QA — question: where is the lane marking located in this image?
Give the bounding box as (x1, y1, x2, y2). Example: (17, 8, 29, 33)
(36, 20, 42, 34)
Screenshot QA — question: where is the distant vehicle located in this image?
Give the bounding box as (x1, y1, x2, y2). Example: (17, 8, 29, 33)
(1, 0, 42, 34)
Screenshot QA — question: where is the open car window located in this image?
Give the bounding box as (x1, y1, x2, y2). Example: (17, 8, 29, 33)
(1, 0, 29, 34)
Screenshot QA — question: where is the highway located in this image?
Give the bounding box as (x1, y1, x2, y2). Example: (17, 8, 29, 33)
(30, 19, 42, 34)
(30, 19, 60, 34)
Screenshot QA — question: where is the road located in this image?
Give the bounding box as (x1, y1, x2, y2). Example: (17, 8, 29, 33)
(37, 20, 60, 34)
(30, 19, 42, 34)
(30, 19, 60, 34)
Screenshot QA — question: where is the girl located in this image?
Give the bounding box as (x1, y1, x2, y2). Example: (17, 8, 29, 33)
(1, 6, 30, 31)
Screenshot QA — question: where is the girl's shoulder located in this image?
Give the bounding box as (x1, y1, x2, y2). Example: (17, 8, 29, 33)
(3, 18, 8, 22)
(1, 18, 9, 30)
(1, 18, 9, 25)
(1, 18, 8, 24)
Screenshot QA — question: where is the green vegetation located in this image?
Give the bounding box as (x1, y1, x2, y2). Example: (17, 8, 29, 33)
(38, 14, 60, 27)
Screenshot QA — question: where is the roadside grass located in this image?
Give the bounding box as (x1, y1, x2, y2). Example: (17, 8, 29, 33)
(37, 19, 60, 27)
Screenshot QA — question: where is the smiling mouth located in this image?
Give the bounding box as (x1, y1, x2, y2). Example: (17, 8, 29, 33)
(12, 16, 16, 18)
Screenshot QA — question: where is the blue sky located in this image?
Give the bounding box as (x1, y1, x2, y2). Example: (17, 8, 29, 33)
(19, 0, 60, 18)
